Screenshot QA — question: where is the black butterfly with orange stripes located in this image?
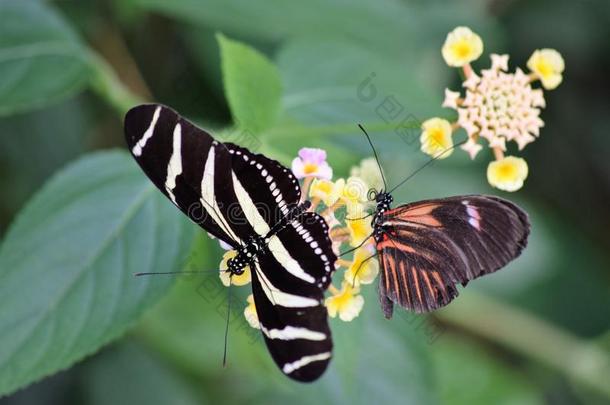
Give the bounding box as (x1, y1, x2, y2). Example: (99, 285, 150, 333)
(357, 125, 530, 318)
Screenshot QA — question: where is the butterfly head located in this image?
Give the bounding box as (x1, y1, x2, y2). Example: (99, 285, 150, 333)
(375, 191, 393, 213)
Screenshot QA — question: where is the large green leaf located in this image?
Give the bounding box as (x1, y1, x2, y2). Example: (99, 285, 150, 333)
(276, 37, 442, 126)
(0, 0, 90, 116)
(83, 342, 204, 405)
(0, 97, 89, 232)
(218, 34, 282, 134)
(0, 151, 194, 396)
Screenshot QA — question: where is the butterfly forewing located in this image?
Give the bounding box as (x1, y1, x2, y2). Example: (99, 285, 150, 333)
(124, 104, 239, 245)
(377, 195, 529, 317)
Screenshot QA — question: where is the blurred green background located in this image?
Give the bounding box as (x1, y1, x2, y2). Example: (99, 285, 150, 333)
(0, 0, 609, 404)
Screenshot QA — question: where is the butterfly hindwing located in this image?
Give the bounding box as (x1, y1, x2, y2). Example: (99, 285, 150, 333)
(250, 217, 335, 381)
(377, 195, 529, 316)
(226, 143, 302, 231)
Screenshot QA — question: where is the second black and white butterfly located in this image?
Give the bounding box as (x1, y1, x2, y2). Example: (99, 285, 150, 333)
(124, 104, 336, 382)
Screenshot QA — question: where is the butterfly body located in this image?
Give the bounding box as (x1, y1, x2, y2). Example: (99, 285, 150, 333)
(225, 235, 264, 276)
(226, 201, 312, 276)
(371, 191, 393, 242)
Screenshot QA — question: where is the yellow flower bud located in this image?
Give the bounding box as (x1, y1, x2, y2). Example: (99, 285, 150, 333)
(420, 118, 454, 158)
(527, 48, 564, 90)
(219, 250, 251, 286)
(442, 26, 484, 67)
(344, 246, 379, 286)
(325, 282, 364, 321)
(487, 156, 529, 192)
(309, 178, 345, 207)
(243, 294, 259, 329)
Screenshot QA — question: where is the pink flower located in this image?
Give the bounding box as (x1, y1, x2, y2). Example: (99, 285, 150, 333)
(442, 89, 461, 109)
(490, 53, 509, 72)
(461, 138, 483, 159)
(448, 55, 547, 159)
(291, 148, 333, 180)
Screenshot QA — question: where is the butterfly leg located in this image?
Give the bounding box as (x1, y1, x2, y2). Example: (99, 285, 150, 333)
(338, 232, 375, 257)
(345, 212, 374, 221)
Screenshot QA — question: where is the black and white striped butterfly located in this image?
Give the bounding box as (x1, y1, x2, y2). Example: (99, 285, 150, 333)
(124, 104, 336, 382)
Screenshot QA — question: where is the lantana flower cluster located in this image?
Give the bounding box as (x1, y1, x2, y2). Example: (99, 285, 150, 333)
(219, 148, 383, 327)
(421, 26, 565, 192)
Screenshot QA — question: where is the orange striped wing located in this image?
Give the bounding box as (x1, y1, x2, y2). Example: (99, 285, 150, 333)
(376, 195, 529, 317)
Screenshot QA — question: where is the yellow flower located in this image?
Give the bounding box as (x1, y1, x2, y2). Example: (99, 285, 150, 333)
(350, 157, 385, 192)
(346, 201, 368, 219)
(219, 250, 251, 286)
(347, 216, 373, 247)
(309, 178, 344, 207)
(487, 156, 529, 192)
(527, 49, 564, 90)
(340, 176, 368, 209)
(344, 246, 379, 286)
(244, 294, 260, 329)
(442, 26, 484, 67)
(420, 118, 454, 158)
(325, 282, 364, 321)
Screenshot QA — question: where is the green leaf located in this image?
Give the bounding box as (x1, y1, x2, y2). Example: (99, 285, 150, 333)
(0, 98, 89, 230)
(0, 151, 194, 396)
(276, 37, 441, 126)
(125, 0, 496, 55)
(0, 0, 90, 116)
(217, 33, 282, 134)
(83, 342, 204, 405)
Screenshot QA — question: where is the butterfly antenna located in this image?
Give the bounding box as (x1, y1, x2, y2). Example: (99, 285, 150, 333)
(338, 232, 375, 257)
(387, 139, 467, 195)
(222, 280, 232, 367)
(358, 124, 387, 191)
(351, 252, 379, 287)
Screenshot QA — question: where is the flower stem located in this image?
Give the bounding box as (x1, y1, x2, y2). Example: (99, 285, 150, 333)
(492, 146, 504, 161)
(436, 291, 610, 399)
(463, 63, 473, 79)
(301, 177, 313, 201)
(87, 51, 146, 116)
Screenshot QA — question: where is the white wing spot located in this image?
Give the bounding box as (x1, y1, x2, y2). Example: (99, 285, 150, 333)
(283, 353, 332, 375)
(165, 123, 183, 204)
(132, 106, 161, 156)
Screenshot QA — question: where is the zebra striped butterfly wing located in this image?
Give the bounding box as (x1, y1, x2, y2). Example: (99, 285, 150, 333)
(124, 104, 336, 382)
